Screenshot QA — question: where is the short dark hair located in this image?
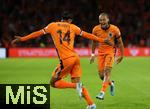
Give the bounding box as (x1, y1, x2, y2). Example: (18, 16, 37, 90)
(100, 12, 109, 19)
(61, 11, 73, 20)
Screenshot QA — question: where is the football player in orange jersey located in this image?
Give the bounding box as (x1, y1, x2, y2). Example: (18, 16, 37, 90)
(90, 13, 124, 100)
(12, 11, 112, 109)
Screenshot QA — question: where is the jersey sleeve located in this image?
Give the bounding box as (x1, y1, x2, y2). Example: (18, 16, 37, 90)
(71, 24, 82, 36)
(114, 26, 121, 38)
(19, 23, 55, 42)
(71, 24, 104, 42)
(43, 23, 55, 34)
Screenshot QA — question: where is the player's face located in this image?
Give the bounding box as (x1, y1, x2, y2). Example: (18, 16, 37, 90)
(99, 15, 109, 29)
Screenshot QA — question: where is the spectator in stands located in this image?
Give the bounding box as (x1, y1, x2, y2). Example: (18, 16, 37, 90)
(0, 0, 149, 48)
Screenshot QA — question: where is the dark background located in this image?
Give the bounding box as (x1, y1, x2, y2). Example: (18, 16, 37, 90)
(0, 0, 149, 48)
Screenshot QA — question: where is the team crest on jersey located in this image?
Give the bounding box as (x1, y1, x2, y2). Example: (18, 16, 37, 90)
(108, 31, 113, 38)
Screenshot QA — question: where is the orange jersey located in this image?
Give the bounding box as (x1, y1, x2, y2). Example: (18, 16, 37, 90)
(43, 22, 82, 60)
(92, 24, 121, 54)
(20, 22, 105, 60)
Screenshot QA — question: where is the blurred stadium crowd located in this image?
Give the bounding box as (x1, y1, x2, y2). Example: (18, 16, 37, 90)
(0, 0, 149, 48)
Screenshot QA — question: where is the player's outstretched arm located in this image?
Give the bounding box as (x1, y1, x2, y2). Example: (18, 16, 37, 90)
(90, 41, 97, 64)
(116, 37, 124, 64)
(81, 31, 113, 46)
(11, 30, 45, 45)
(81, 31, 104, 43)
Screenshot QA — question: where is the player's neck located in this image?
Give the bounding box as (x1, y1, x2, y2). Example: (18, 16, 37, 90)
(100, 24, 110, 30)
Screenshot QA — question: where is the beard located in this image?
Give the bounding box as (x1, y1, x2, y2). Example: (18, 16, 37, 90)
(101, 24, 110, 30)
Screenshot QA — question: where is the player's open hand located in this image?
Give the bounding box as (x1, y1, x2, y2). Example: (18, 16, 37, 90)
(90, 55, 95, 64)
(116, 56, 123, 64)
(11, 36, 21, 45)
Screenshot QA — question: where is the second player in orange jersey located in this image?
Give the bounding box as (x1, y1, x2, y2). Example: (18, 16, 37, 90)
(90, 13, 124, 100)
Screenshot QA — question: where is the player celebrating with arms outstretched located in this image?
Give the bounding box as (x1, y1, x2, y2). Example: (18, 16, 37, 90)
(12, 11, 112, 109)
(90, 13, 124, 100)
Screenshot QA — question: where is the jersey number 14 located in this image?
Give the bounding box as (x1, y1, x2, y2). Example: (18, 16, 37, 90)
(57, 30, 71, 45)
